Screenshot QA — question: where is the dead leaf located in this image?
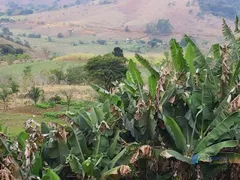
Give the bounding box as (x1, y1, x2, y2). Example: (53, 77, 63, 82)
(168, 96, 176, 104)
(119, 165, 131, 176)
(139, 145, 152, 157)
(230, 95, 240, 112)
(130, 152, 139, 164)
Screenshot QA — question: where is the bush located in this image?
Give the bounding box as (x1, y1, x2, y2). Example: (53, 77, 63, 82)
(0, 45, 15, 55)
(146, 19, 173, 35)
(66, 66, 87, 84)
(43, 112, 64, 119)
(15, 48, 24, 54)
(10, 81, 19, 93)
(48, 95, 62, 104)
(147, 38, 163, 48)
(57, 33, 64, 38)
(27, 33, 41, 38)
(1, 27, 13, 36)
(20, 9, 33, 15)
(36, 102, 56, 109)
(137, 40, 146, 44)
(97, 39, 107, 45)
(50, 69, 65, 84)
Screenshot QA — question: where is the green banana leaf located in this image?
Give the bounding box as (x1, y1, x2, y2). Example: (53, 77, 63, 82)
(163, 116, 187, 152)
(41, 169, 60, 180)
(170, 39, 186, 72)
(185, 43, 195, 75)
(161, 150, 191, 164)
(198, 140, 238, 159)
(195, 112, 240, 153)
(128, 59, 144, 86)
(135, 54, 159, 77)
(148, 75, 157, 99)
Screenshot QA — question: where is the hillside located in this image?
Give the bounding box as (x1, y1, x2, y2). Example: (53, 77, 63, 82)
(0, 0, 231, 55)
(7, 0, 223, 39)
(0, 0, 81, 5)
(197, 0, 240, 19)
(0, 37, 42, 58)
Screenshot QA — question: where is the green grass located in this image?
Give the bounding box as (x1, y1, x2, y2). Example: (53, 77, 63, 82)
(0, 112, 64, 136)
(11, 28, 167, 56)
(0, 60, 83, 81)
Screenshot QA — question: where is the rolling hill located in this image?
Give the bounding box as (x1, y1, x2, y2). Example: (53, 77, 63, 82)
(6, 0, 224, 40)
(0, 0, 234, 55)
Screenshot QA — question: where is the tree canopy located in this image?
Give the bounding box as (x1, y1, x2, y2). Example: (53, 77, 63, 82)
(85, 53, 127, 91)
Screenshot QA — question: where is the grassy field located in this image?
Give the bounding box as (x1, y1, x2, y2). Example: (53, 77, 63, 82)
(0, 112, 63, 136)
(0, 50, 164, 135)
(0, 59, 83, 81)
(10, 28, 167, 56)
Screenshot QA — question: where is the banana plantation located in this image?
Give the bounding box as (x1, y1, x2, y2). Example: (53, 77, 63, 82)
(2, 18, 240, 180)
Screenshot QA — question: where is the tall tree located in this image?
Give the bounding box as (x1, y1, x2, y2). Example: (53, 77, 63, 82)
(85, 52, 127, 92)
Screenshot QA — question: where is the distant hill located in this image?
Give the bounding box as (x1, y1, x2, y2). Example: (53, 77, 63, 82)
(0, 0, 79, 6)
(197, 0, 240, 19)
(5, 0, 223, 40)
(0, 0, 234, 55)
(0, 0, 89, 14)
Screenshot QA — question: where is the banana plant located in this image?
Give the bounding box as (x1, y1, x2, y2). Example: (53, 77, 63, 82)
(64, 101, 131, 179)
(90, 18, 240, 179)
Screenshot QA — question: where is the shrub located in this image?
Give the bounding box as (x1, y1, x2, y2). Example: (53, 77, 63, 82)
(43, 112, 64, 119)
(97, 39, 107, 45)
(50, 69, 65, 84)
(1, 27, 13, 36)
(0, 44, 16, 55)
(66, 66, 87, 84)
(48, 95, 62, 104)
(27, 33, 41, 38)
(15, 48, 24, 54)
(137, 40, 146, 44)
(146, 19, 173, 35)
(19, 9, 33, 15)
(57, 33, 64, 38)
(36, 102, 56, 109)
(10, 81, 19, 93)
(147, 38, 163, 48)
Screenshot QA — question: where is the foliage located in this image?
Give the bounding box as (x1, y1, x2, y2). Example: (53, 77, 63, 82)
(27, 86, 44, 105)
(1, 27, 12, 36)
(146, 19, 173, 35)
(27, 33, 41, 38)
(85, 53, 128, 91)
(43, 111, 65, 119)
(62, 90, 74, 111)
(0, 44, 23, 55)
(9, 81, 19, 93)
(36, 102, 56, 109)
(49, 95, 62, 104)
(0, 85, 12, 110)
(2, 17, 240, 180)
(66, 66, 87, 85)
(50, 68, 65, 84)
(92, 16, 240, 179)
(57, 33, 64, 38)
(198, 0, 240, 19)
(113, 47, 124, 57)
(147, 38, 163, 48)
(97, 39, 107, 45)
